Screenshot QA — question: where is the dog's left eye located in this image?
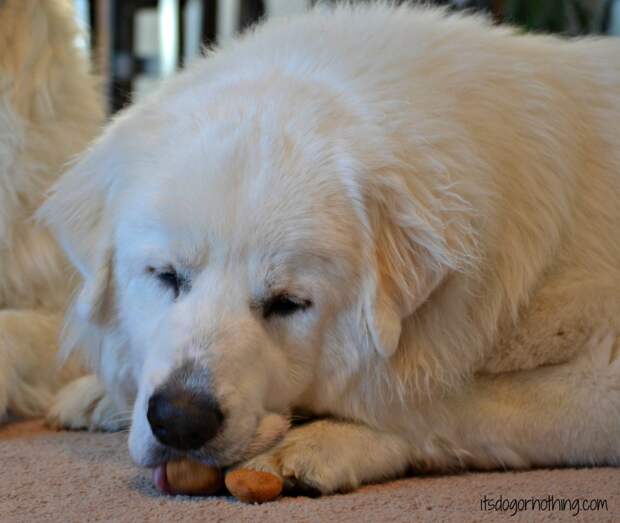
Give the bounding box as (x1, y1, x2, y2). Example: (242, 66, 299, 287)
(262, 294, 311, 319)
(148, 267, 186, 299)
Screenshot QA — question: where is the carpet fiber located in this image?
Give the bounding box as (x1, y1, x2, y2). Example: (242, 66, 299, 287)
(1, 420, 617, 522)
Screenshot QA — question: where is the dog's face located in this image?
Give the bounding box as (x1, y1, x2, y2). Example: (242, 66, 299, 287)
(115, 109, 369, 466)
(41, 75, 455, 467)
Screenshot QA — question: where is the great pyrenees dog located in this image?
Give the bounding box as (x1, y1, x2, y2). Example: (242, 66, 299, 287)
(0, 0, 101, 422)
(42, 3, 620, 494)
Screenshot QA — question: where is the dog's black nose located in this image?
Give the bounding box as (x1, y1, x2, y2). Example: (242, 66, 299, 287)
(147, 390, 224, 450)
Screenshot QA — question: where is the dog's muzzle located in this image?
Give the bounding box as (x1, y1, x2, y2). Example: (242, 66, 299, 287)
(146, 363, 224, 450)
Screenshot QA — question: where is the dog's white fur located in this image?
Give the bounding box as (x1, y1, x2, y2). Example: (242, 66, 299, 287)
(0, 0, 101, 421)
(42, 3, 620, 493)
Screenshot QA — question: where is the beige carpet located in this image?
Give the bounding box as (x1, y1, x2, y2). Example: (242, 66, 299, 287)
(1, 420, 617, 522)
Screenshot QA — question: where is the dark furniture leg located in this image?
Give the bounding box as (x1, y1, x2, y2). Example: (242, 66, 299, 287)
(239, 0, 265, 32)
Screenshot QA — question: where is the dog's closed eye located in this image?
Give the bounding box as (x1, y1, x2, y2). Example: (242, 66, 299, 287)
(262, 294, 312, 319)
(147, 266, 189, 299)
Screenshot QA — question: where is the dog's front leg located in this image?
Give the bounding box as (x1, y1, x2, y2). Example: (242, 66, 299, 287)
(239, 418, 411, 494)
(46, 374, 132, 432)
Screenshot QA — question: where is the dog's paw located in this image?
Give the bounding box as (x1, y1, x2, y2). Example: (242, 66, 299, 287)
(46, 374, 128, 432)
(238, 421, 361, 495)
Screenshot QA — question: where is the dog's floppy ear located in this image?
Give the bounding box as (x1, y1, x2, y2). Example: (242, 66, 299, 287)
(38, 132, 121, 324)
(362, 272, 403, 359)
(361, 172, 469, 359)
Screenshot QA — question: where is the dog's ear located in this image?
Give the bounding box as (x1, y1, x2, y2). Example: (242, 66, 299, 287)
(361, 172, 468, 359)
(362, 273, 403, 359)
(38, 132, 120, 325)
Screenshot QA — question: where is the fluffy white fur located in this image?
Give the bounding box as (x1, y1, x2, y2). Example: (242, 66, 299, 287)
(0, 0, 101, 421)
(41, 3, 620, 493)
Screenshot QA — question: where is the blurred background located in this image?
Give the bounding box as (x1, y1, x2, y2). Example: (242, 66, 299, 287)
(72, 0, 620, 114)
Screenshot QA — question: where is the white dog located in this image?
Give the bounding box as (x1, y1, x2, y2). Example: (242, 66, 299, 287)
(0, 0, 101, 422)
(42, 3, 620, 494)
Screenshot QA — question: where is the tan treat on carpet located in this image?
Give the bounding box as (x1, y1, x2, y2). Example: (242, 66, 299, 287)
(225, 469, 283, 503)
(166, 460, 223, 495)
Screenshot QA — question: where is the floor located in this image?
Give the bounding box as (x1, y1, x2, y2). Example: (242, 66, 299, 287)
(0, 419, 617, 522)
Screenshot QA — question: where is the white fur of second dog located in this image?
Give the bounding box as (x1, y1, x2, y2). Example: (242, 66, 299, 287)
(0, 0, 101, 422)
(41, 3, 620, 493)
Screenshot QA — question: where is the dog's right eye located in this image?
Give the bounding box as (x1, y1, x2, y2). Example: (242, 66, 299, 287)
(148, 267, 184, 299)
(262, 294, 312, 319)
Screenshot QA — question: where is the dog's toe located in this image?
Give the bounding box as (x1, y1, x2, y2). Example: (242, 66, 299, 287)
(46, 374, 127, 431)
(238, 425, 360, 494)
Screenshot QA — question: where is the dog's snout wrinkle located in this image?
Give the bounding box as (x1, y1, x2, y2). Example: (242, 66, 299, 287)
(147, 389, 224, 450)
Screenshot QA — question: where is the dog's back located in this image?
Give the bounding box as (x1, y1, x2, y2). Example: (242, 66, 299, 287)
(0, 0, 103, 308)
(0, 0, 100, 419)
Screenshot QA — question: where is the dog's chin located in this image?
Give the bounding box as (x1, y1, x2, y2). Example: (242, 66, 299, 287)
(210, 412, 291, 465)
(129, 412, 290, 469)
(185, 411, 291, 467)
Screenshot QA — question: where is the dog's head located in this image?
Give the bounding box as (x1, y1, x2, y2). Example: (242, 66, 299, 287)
(40, 68, 470, 467)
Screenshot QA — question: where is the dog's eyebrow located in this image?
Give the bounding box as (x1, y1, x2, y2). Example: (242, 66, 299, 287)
(263, 249, 341, 279)
(273, 249, 335, 267)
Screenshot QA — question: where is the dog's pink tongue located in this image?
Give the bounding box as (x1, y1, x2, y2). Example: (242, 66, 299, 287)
(152, 464, 171, 494)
